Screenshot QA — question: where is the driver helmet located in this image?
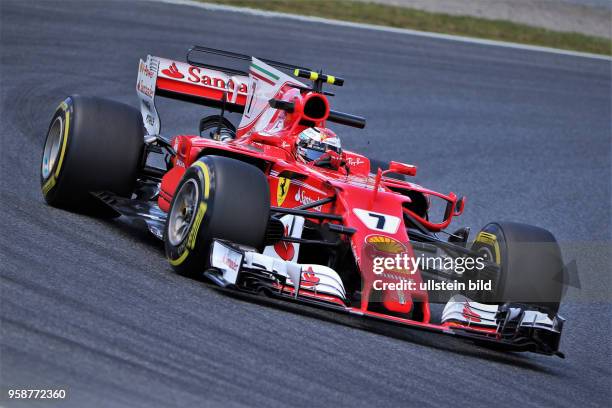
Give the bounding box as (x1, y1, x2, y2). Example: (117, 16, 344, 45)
(296, 127, 341, 162)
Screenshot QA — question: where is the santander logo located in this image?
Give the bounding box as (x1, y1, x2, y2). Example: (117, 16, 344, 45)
(161, 62, 184, 79)
(300, 266, 320, 288)
(294, 189, 322, 211)
(222, 253, 239, 271)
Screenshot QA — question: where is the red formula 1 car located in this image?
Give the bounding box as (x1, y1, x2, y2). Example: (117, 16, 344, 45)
(40, 46, 566, 357)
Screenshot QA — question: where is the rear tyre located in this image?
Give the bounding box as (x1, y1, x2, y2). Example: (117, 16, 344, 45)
(40, 96, 144, 216)
(470, 222, 564, 314)
(199, 115, 236, 141)
(164, 155, 270, 277)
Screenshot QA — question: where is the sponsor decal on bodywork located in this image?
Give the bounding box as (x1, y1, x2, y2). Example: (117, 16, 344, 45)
(210, 240, 244, 285)
(299, 266, 321, 288)
(365, 234, 406, 254)
(161, 62, 184, 79)
(137, 56, 160, 135)
(293, 188, 322, 211)
(277, 177, 290, 206)
(157, 57, 249, 104)
(346, 157, 364, 166)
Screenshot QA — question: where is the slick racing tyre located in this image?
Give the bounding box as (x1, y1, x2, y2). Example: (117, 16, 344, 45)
(470, 222, 564, 314)
(40, 96, 144, 216)
(164, 155, 270, 276)
(199, 114, 236, 141)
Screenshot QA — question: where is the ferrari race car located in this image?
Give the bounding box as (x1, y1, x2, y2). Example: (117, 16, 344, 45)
(40, 46, 567, 357)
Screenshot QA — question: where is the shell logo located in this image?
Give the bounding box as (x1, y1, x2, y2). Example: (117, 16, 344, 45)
(365, 235, 405, 254)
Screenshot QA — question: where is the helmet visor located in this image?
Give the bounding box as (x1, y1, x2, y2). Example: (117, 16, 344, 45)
(299, 146, 326, 162)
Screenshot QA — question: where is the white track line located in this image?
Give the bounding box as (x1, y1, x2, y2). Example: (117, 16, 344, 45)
(153, 0, 610, 61)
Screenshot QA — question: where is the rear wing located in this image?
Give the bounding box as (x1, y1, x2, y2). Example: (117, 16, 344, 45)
(136, 46, 365, 136)
(136, 54, 250, 136)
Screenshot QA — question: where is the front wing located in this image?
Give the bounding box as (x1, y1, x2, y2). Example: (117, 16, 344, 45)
(208, 239, 566, 358)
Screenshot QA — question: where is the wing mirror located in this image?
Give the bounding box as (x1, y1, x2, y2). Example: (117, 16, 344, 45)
(387, 161, 417, 177)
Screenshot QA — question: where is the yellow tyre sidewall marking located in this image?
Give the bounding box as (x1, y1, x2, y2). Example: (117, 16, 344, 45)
(42, 101, 70, 196)
(169, 248, 190, 266)
(475, 231, 501, 265)
(54, 105, 70, 178)
(186, 202, 207, 250)
(42, 175, 56, 196)
(169, 160, 211, 266)
(192, 161, 210, 199)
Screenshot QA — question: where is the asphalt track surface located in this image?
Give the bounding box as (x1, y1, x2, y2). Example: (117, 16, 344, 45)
(1, 1, 611, 407)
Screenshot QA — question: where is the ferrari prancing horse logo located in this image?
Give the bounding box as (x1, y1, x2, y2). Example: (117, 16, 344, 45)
(277, 177, 290, 205)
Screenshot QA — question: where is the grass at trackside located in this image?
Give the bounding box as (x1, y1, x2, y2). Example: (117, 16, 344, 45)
(203, 0, 611, 55)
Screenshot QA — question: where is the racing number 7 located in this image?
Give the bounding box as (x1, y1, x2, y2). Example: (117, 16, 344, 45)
(368, 212, 386, 229)
(352, 208, 401, 234)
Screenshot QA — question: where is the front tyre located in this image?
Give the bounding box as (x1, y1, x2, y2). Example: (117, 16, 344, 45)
(164, 156, 270, 277)
(470, 222, 564, 314)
